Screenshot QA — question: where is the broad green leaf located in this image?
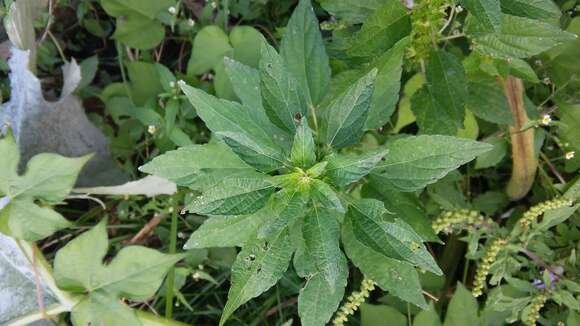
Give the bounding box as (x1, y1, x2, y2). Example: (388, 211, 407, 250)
(500, 0, 561, 20)
(348, 1, 411, 57)
(228, 26, 265, 67)
(360, 304, 407, 326)
(54, 220, 184, 301)
(326, 148, 388, 188)
(187, 26, 232, 75)
(215, 26, 265, 100)
(475, 137, 508, 169)
(220, 225, 293, 325)
(466, 79, 513, 124)
(224, 58, 263, 113)
(460, 0, 501, 32)
(0, 135, 88, 240)
(302, 203, 344, 288)
(467, 14, 577, 59)
(127, 61, 164, 106)
(411, 87, 457, 135)
(363, 181, 439, 242)
(443, 283, 480, 326)
(425, 50, 467, 129)
(303, 206, 345, 288)
(10, 153, 90, 203)
(291, 117, 316, 168)
(319, 0, 390, 24)
(413, 304, 442, 326)
(184, 176, 275, 215)
(260, 43, 308, 132)
(310, 180, 345, 213)
(296, 233, 348, 326)
(371, 135, 493, 192)
(298, 264, 348, 326)
(0, 199, 71, 241)
(348, 198, 442, 275)
(180, 83, 289, 171)
(184, 211, 269, 249)
(342, 217, 427, 308)
(280, 0, 331, 106)
(101, 0, 173, 49)
(72, 291, 140, 326)
(493, 58, 540, 83)
(139, 142, 255, 190)
(365, 37, 408, 129)
(324, 69, 377, 148)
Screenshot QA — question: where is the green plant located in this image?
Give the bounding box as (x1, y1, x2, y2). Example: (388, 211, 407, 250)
(140, 1, 496, 325)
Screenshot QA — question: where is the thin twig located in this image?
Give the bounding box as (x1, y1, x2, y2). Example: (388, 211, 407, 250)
(520, 248, 562, 280)
(32, 248, 47, 320)
(127, 214, 166, 244)
(539, 152, 566, 184)
(39, 0, 54, 43)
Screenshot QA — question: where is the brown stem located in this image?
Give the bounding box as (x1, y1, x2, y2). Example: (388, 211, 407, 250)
(502, 76, 538, 200)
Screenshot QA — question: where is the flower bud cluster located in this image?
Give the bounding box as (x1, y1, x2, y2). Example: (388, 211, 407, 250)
(519, 198, 574, 229)
(333, 278, 376, 326)
(432, 209, 486, 234)
(525, 293, 547, 326)
(472, 238, 507, 297)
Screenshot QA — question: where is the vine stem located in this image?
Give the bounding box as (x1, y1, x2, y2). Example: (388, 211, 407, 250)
(164, 201, 179, 318)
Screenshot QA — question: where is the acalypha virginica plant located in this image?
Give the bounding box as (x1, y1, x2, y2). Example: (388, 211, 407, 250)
(140, 1, 492, 324)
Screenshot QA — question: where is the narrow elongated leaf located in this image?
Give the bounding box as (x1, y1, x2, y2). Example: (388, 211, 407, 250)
(298, 254, 348, 326)
(500, 0, 561, 20)
(461, 0, 501, 32)
(303, 206, 345, 288)
(411, 87, 457, 135)
(184, 212, 269, 249)
(371, 135, 493, 192)
(348, 1, 411, 57)
(348, 199, 442, 275)
(324, 70, 377, 148)
(224, 58, 264, 114)
(139, 142, 254, 189)
(425, 50, 467, 129)
(220, 226, 293, 325)
(326, 148, 388, 188)
(310, 180, 345, 213)
(342, 217, 427, 308)
(363, 181, 439, 242)
(280, 0, 331, 106)
(365, 38, 408, 129)
(259, 43, 308, 132)
(180, 83, 289, 171)
(467, 14, 577, 59)
(185, 177, 275, 215)
(466, 79, 513, 124)
(290, 117, 316, 168)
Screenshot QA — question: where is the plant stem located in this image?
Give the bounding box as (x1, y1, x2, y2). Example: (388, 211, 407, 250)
(165, 201, 179, 319)
(502, 76, 538, 200)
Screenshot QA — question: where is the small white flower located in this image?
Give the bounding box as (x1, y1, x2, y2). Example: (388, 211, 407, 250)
(187, 18, 195, 27)
(169, 81, 176, 88)
(177, 79, 186, 87)
(541, 114, 552, 126)
(565, 151, 575, 160)
(168, 6, 177, 15)
(210, 1, 217, 9)
(455, 5, 463, 13)
(543, 77, 551, 85)
(147, 125, 157, 134)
